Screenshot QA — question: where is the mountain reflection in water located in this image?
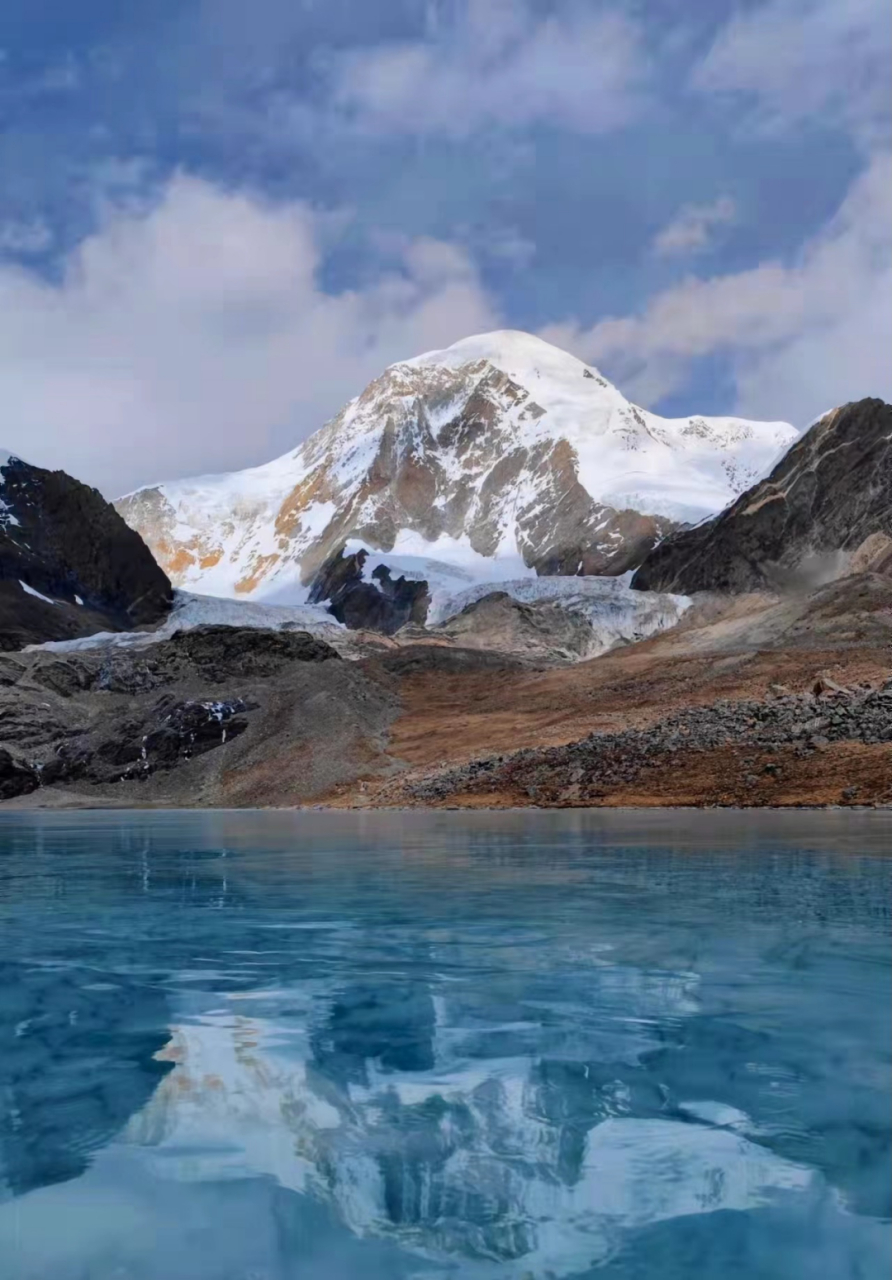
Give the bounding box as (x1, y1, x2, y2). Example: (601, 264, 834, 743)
(0, 810, 889, 1280)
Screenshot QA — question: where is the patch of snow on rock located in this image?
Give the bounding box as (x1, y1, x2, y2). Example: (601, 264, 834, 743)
(19, 580, 57, 606)
(0, 451, 23, 527)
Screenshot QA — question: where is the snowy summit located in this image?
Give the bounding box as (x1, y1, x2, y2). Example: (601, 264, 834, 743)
(116, 330, 797, 604)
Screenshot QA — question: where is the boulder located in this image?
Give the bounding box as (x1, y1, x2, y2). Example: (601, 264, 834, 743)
(813, 674, 849, 697)
(0, 747, 39, 800)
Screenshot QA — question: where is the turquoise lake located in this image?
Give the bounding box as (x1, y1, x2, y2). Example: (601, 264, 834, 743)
(0, 810, 889, 1279)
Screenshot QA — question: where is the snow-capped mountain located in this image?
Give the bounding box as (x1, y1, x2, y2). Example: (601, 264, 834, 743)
(106, 985, 814, 1278)
(116, 331, 797, 604)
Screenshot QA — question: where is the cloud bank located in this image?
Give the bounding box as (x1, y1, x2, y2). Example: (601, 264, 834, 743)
(0, 176, 498, 496)
(652, 197, 736, 258)
(327, 0, 649, 136)
(542, 153, 892, 423)
(693, 0, 891, 148)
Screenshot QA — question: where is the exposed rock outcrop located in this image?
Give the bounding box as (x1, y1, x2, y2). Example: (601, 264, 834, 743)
(631, 399, 892, 595)
(0, 621, 393, 805)
(23, 624, 340, 698)
(308, 548, 430, 634)
(422, 590, 604, 663)
(37, 696, 259, 788)
(0, 746, 40, 800)
(0, 453, 173, 651)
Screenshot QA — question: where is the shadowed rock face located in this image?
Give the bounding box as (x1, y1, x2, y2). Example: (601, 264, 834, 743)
(309, 547, 430, 634)
(0, 455, 173, 651)
(632, 399, 892, 595)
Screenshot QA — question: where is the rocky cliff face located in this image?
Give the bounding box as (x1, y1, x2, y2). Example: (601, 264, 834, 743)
(0, 453, 173, 650)
(631, 399, 892, 595)
(307, 547, 430, 635)
(116, 331, 795, 602)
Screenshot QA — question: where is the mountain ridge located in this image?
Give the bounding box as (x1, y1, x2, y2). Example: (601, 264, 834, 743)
(631, 398, 892, 594)
(0, 453, 172, 651)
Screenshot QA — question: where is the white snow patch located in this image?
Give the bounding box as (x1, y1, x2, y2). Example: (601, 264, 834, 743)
(0, 500, 20, 528)
(19, 580, 57, 606)
(0, 453, 23, 528)
(299, 500, 337, 540)
(165, 591, 341, 635)
(345, 530, 536, 596)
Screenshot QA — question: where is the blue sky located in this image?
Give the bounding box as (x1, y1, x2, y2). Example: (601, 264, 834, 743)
(0, 0, 889, 494)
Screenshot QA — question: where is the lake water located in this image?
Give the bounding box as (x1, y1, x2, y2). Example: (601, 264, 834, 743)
(0, 810, 889, 1280)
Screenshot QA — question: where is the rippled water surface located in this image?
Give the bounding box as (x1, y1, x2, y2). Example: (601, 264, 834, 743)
(0, 810, 890, 1279)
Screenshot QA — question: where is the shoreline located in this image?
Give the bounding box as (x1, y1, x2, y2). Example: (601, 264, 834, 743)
(4, 796, 892, 813)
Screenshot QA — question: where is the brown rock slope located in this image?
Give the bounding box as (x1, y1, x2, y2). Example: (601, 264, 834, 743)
(325, 570, 892, 809)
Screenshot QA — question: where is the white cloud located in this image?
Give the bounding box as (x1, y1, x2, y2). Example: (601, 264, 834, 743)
(490, 231, 535, 266)
(692, 0, 891, 148)
(470, 223, 537, 268)
(652, 196, 736, 257)
(326, 0, 648, 137)
(541, 153, 892, 425)
(0, 174, 499, 496)
(0, 218, 54, 256)
(370, 219, 536, 271)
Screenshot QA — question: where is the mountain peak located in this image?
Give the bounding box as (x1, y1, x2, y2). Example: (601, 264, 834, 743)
(0, 450, 30, 469)
(116, 330, 797, 605)
(407, 327, 594, 370)
(404, 328, 611, 397)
